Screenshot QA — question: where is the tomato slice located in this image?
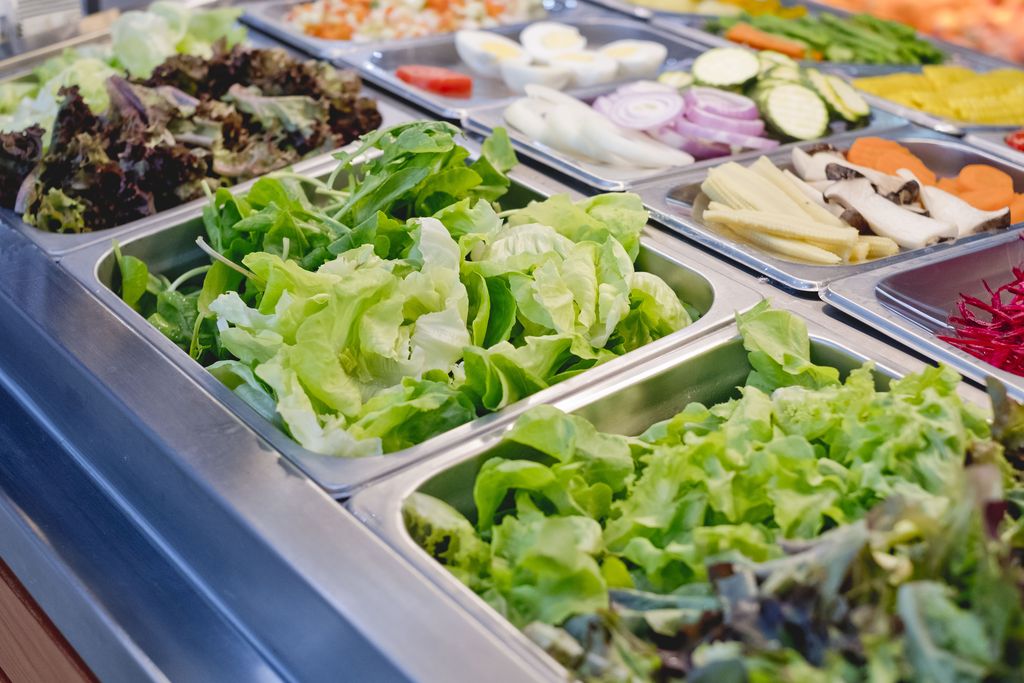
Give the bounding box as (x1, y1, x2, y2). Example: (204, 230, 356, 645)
(1006, 130, 1024, 153)
(396, 65, 473, 98)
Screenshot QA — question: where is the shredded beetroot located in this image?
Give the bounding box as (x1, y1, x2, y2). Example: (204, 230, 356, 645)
(939, 262, 1024, 376)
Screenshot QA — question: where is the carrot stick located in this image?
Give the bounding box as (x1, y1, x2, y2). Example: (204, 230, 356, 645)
(724, 23, 806, 59)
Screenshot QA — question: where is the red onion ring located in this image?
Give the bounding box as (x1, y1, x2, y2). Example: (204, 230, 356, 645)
(685, 106, 765, 136)
(674, 118, 780, 151)
(683, 86, 759, 121)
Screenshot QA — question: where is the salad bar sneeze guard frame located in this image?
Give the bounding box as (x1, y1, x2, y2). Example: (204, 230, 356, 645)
(636, 126, 1024, 292)
(347, 317, 987, 682)
(822, 228, 1024, 402)
(59, 149, 764, 498)
(240, 0, 609, 61)
(338, 15, 714, 120)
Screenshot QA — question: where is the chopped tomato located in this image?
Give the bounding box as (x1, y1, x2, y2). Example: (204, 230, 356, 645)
(396, 65, 473, 98)
(1007, 130, 1024, 153)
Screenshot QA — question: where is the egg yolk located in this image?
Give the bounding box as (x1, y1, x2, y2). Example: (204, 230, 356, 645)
(603, 44, 638, 58)
(482, 40, 521, 59)
(541, 31, 580, 49)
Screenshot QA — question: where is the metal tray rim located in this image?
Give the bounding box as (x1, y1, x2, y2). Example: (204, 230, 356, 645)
(59, 155, 765, 498)
(635, 128, 1024, 292)
(823, 228, 1024, 402)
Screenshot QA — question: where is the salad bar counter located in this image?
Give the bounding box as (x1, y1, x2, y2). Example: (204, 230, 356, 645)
(2, 1, 1024, 681)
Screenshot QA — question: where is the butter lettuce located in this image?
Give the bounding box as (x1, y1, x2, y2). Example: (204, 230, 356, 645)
(409, 302, 1024, 681)
(174, 123, 692, 457)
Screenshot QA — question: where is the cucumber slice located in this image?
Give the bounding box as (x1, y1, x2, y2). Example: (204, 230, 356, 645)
(806, 69, 857, 122)
(657, 70, 694, 90)
(762, 84, 830, 141)
(763, 65, 803, 83)
(758, 50, 799, 75)
(825, 74, 870, 119)
(692, 47, 760, 89)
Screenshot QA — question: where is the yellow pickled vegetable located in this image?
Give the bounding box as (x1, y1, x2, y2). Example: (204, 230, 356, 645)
(855, 66, 1024, 125)
(630, 0, 805, 17)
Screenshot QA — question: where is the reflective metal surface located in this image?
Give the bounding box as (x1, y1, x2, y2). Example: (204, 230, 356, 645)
(348, 314, 984, 680)
(342, 16, 705, 120)
(823, 228, 1024, 401)
(638, 126, 1024, 291)
(61, 152, 763, 497)
(965, 129, 1024, 166)
(0, 211, 552, 683)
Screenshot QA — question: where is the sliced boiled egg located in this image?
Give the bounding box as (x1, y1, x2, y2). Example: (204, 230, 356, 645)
(557, 51, 619, 88)
(454, 30, 525, 78)
(599, 40, 668, 79)
(519, 22, 587, 63)
(500, 57, 573, 93)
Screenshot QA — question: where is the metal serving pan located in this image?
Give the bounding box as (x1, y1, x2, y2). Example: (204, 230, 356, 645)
(463, 79, 906, 192)
(823, 229, 1024, 401)
(240, 0, 602, 62)
(0, 96, 418, 257)
(965, 129, 1024, 167)
(341, 15, 707, 120)
(348, 315, 982, 680)
(579, 0, 807, 23)
(59, 152, 763, 497)
(637, 126, 1024, 292)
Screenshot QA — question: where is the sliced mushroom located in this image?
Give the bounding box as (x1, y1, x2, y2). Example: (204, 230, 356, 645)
(791, 147, 847, 181)
(896, 169, 1011, 237)
(824, 178, 957, 250)
(824, 162, 920, 205)
(839, 208, 870, 232)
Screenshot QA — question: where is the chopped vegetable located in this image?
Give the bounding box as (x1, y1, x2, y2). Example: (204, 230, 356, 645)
(710, 12, 945, 65)
(285, 0, 544, 42)
(941, 254, 1024, 376)
(1008, 130, 1024, 153)
(854, 66, 1024, 126)
(409, 302, 1024, 682)
(117, 122, 695, 457)
(396, 65, 474, 98)
(0, 1, 245, 136)
(0, 45, 382, 233)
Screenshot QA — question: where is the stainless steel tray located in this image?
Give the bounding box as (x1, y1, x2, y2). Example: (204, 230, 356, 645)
(348, 316, 982, 680)
(823, 229, 1024, 402)
(0, 96, 418, 257)
(637, 125, 1024, 292)
(965, 129, 1024, 166)
(463, 81, 906, 192)
(241, 0, 601, 61)
(340, 15, 707, 120)
(59, 151, 763, 497)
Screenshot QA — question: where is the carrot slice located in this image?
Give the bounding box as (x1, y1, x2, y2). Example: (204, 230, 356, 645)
(937, 177, 962, 195)
(846, 137, 908, 167)
(1011, 194, 1024, 224)
(960, 187, 1015, 211)
(724, 23, 806, 59)
(957, 164, 1014, 193)
(873, 150, 937, 185)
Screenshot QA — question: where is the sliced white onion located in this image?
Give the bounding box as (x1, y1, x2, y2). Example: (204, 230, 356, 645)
(603, 90, 685, 131)
(683, 86, 759, 121)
